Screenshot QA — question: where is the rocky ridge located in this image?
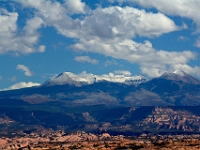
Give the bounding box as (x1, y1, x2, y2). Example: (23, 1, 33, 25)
(140, 107, 200, 132)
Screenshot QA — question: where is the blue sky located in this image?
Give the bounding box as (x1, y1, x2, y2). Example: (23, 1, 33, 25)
(1, 0, 200, 90)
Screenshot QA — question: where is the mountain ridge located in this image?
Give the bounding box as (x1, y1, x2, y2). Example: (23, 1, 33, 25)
(43, 71, 147, 86)
(0, 70, 200, 106)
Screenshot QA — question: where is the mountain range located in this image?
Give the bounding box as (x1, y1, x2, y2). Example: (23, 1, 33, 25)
(43, 71, 147, 86)
(0, 70, 200, 106)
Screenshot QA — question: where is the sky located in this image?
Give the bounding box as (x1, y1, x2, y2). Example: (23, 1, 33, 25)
(1, 0, 200, 90)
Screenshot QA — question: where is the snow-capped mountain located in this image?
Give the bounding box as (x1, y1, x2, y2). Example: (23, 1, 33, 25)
(43, 72, 94, 86)
(43, 71, 147, 86)
(1, 70, 200, 106)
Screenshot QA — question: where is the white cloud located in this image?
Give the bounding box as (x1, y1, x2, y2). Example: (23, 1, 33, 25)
(16, 64, 33, 76)
(114, 70, 131, 76)
(73, 39, 195, 64)
(73, 39, 197, 77)
(38, 45, 46, 53)
(0, 76, 2, 80)
(74, 56, 99, 64)
(1, 82, 40, 91)
(18, 0, 81, 39)
(171, 64, 200, 77)
(65, 0, 86, 14)
(14, 1, 200, 78)
(23, 16, 44, 35)
(140, 62, 200, 78)
(18, 0, 64, 21)
(0, 9, 45, 54)
(18, 1, 179, 39)
(140, 67, 164, 78)
(0, 9, 17, 32)
(0, 9, 18, 54)
(17, 2, 180, 39)
(118, 0, 200, 28)
(79, 6, 179, 41)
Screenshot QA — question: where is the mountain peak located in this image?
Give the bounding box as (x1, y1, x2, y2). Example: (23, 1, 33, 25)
(43, 72, 94, 86)
(160, 70, 200, 85)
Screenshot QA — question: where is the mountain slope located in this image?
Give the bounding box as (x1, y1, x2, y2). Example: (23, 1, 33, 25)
(139, 70, 200, 105)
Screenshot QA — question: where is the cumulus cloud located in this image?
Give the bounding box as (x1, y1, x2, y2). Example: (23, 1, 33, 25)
(74, 56, 99, 64)
(0, 9, 17, 32)
(16, 64, 33, 76)
(76, 38, 199, 77)
(17, 1, 180, 39)
(79, 6, 179, 42)
(14, 0, 200, 77)
(1, 82, 40, 91)
(0, 9, 45, 54)
(18, 0, 81, 39)
(65, 0, 86, 14)
(117, 0, 200, 28)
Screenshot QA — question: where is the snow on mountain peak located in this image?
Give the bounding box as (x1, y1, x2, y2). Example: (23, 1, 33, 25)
(159, 70, 200, 85)
(173, 70, 187, 76)
(43, 71, 147, 86)
(43, 72, 94, 86)
(161, 70, 188, 78)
